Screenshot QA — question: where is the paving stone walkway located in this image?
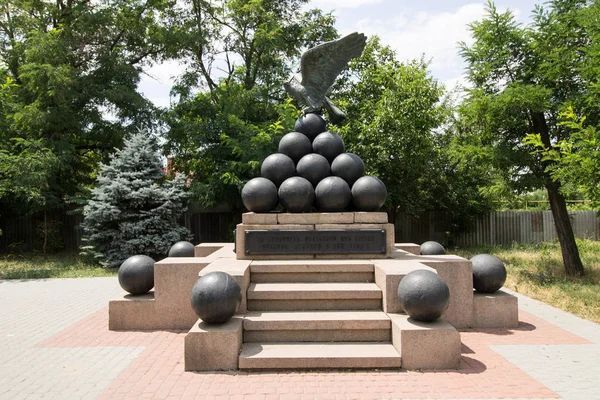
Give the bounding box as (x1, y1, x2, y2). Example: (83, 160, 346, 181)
(1, 277, 599, 400)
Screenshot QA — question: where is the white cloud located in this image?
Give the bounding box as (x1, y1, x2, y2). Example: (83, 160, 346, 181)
(310, 0, 383, 9)
(356, 3, 487, 79)
(138, 60, 185, 108)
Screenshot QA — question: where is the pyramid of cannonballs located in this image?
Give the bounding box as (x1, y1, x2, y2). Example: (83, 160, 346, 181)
(241, 113, 387, 213)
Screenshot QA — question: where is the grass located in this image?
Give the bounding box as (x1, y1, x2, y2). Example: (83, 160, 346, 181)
(452, 238, 600, 324)
(0, 253, 117, 280)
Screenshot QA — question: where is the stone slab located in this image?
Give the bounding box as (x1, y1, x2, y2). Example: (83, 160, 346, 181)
(314, 223, 395, 259)
(194, 243, 227, 257)
(389, 314, 461, 370)
(472, 290, 519, 329)
(373, 260, 436, 313)
(236, 224, 315, 260)
(184, 317, 243, 371)
(278, 212, 355, 225)
(354, 212, 388, 223)
(395, 243, 421, 255)
(242, 212, 279, 225)
(238, 342, 401, 369)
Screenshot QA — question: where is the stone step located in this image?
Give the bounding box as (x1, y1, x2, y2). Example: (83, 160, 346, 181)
(246, 282, 383, 311)
(250, 260, 374, 283)
(243, 310, 391, 342)
(239, 342, 401, 370)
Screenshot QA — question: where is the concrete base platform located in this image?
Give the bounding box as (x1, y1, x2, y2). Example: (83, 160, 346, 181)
(184, 317, 243, 371)
(472, 290, 519, 329)
(390, 314, 461, 370)
(238, 342, 401, 369)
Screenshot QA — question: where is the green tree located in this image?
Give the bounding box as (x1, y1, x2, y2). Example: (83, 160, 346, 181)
(525, 108, 600, 214)
(163, 0, 337, 211)
(0, 0, 179, 215)
(81, 131, 191, 268)
(458, 0, 599, 276)
(333, 37, 492, 229)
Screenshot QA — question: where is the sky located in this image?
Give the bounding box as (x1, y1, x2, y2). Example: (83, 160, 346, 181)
(138, 0, 540, 108)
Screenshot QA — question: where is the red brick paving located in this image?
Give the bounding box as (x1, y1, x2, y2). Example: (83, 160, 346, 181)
(38, 309, 590, 399)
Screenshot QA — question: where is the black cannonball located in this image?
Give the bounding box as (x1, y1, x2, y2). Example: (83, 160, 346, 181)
(296, 153, 331, 187)
(315, 176, 351, 212)
(168, 241, 195, 257)
(471, 254, 507, 293)
(331, 153, 365, 186)
(351, 176, 387, 211)
(278, 132, 312, 164)
(420, 241, 446, 256)
(241, 177, 278, 213)
(312, 131, 345, 163)
(278, 176, 315, 213)
(190, 271, 242, 324)
(118, 255, 155, 295)
(295, 113, 327, 142)
(261, 153, 296, 187)
(398, 270, 450, 322)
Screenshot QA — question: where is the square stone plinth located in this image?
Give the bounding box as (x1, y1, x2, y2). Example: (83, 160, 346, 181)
(390, 314, 461, 370)
(395, 253, 473, 329)
(373, 260, 436, 313)
(395, 243, 420, 256)
(185, 317, 243, 371)
(199, 258, 251, 313)
(194, 243, 229, 257)
(109, 292, 159, 330)
(472, 290, 519, 329)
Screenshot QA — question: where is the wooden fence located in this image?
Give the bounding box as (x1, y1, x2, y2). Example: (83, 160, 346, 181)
(1, 210, 598, 252)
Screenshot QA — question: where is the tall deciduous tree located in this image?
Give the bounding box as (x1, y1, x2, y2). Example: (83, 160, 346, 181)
(333, 37, 492, 229)
(0, 0, 178, 215)
(163, 0, 337, 211)
(458, 0, 599, 276)
(81, 131, 191, 268)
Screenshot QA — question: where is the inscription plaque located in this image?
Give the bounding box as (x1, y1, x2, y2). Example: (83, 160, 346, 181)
(245, 229, 386, 255)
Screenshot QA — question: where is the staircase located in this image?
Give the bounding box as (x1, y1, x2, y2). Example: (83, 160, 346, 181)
(238, 260, 402, 370)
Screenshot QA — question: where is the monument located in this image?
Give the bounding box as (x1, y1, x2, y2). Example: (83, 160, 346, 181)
(108, 32, 519, 372)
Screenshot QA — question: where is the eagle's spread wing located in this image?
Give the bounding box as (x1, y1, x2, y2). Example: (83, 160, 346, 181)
(300, 32, 367, 102)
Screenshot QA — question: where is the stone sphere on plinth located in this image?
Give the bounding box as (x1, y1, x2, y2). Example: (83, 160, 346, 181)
(420, 241, 446, 256)
(398, 269, 450, 322)
(312, 132, 345, 163)
(296, 153, 330, 187)
(331, 152, 365, 186)
(295, 113, 326, 142)
(315, 176, 351, 212)
(241, 177, 278, 213)
(190, 271, 242, 324)
(168, 241, 195, 257)
(351, 176, 387, 211)
(278, 132, 312, 164)
(471, 254, 507, 293)
(278, 176, 315, 213)
(118, 255, 155, 295)
(261, 153, 296, 187)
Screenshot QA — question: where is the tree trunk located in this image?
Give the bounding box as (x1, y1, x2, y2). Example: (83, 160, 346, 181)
(532, 111, 585, 276)
(43, 210, 48, 260)
(545, 181, 584, 276)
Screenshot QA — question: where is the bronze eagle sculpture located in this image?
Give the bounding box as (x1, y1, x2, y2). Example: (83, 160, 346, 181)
(283, 32, 367, 125)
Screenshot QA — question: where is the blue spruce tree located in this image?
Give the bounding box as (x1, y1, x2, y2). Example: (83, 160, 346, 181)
(82, 131, 191, 267)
